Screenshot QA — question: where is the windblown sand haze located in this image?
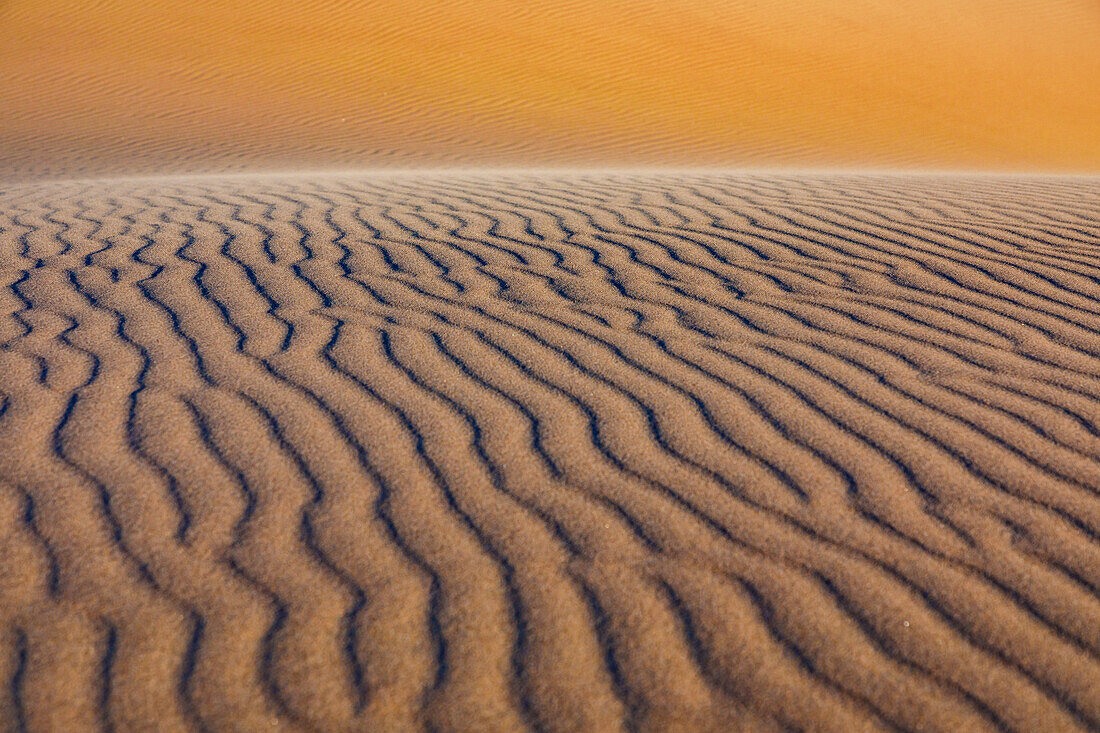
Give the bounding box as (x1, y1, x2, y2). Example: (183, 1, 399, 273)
(2, 0, 1099, 179)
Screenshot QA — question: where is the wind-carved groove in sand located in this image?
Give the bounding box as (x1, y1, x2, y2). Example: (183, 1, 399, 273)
(1, 172, 1099, 732)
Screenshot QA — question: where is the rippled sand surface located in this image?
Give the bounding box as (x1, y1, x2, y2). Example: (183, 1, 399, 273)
(2, 0, 1099, 179)
(2, 171, 1099, 730)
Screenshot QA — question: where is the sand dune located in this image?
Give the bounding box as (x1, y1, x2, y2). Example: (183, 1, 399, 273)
(1, 171, 1100, 731)
(2, 0, 1099, 180)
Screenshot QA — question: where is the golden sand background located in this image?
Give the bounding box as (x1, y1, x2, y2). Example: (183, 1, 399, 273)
(2, 0, 1099, 180)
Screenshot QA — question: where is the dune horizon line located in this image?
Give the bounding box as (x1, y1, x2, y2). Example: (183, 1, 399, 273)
(7, 164, 1100, 188)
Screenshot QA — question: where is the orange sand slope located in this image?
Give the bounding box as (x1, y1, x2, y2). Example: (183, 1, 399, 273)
(2, 172, 1100, 731)
(2, 0, 1100, 180)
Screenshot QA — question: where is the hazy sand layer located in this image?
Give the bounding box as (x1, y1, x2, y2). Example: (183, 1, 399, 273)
(3, 0, 1099, 179)
(1, 172, 1100, 731)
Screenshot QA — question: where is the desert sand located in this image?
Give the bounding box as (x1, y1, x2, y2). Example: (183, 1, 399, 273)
(1, 170, 1099, 730)
(2, 0, 1099, 179)
(3, 0, 1100, 728)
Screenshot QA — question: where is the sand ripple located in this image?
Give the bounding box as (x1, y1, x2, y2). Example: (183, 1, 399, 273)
(1, 172, 1099, 731)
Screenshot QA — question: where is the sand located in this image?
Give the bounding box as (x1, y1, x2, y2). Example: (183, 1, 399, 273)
(0, 170, 1098, 730)
(2, 0, 1099, 180)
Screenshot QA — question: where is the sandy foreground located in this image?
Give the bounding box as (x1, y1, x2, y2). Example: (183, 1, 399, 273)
(0, 171, 1098, 730)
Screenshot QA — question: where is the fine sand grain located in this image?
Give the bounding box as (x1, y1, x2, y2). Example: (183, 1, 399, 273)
(1, 171, 1100, 731)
